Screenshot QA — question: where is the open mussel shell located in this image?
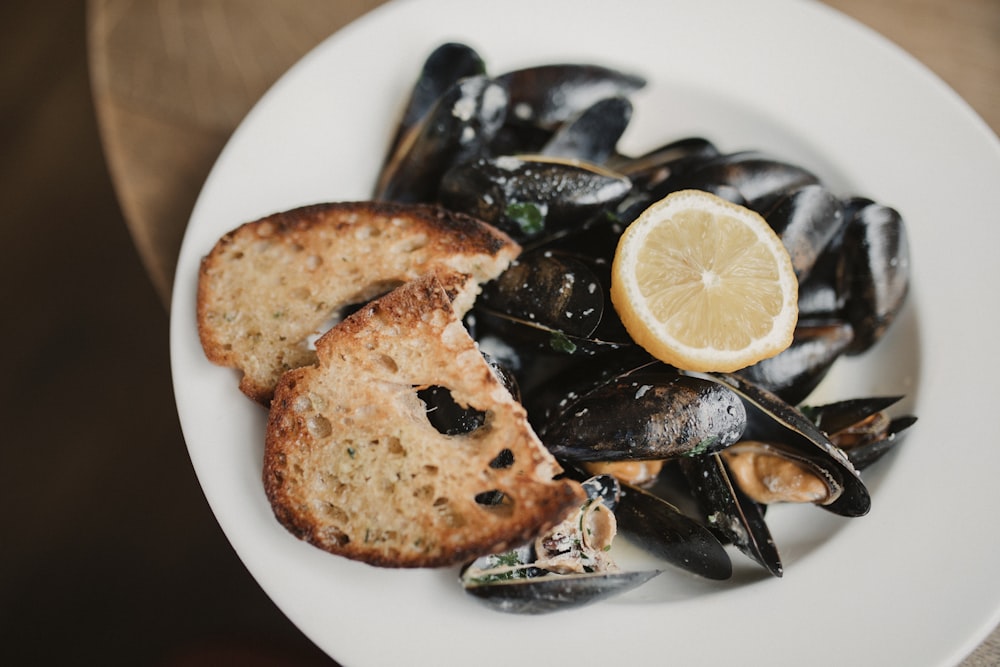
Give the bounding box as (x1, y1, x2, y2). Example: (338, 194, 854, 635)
(840, 201, 910, 355)
(496, 63, 646, 131)
(461, 568, 661, 615)
(540, 365, 747, 462)
(736, 319, 855, 406)
(380, 42, 487, 169)
(374, 74, 508, 203)
(438, 154, 632, 243)
(802, 396, 917, 470)
(615, 482, 733, 580)
(696, 372, 871, 517)
(677, 454, 783, 577)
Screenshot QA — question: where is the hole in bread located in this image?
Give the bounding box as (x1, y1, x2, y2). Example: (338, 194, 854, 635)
(307, 414, 332, 439)
(418, 386, 487, 435)
(322, 502, 350, 525)
(378, 354, 399, 374)
(385, 436, 406, 456)
(474, 490, 507, 506)
(489, 449, 514, 469)
(304, 288, 400, 351)
(433, 497, 467, 528)
(319, 526, 350, 547)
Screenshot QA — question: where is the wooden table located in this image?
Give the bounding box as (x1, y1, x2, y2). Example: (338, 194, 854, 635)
(87, 1, 1000, 664)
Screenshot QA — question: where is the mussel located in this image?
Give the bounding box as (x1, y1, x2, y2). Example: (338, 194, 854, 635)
(538, 363, 747, 462)
(438, 154, 631, 243)
(374, 74, 508, 203)
(460, 475, 662, 614)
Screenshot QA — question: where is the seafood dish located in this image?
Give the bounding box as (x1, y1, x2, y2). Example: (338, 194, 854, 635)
(369, 42, 916, 612)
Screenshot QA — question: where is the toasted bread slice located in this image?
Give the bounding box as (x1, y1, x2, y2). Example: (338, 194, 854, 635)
(263, 270, 585, 568)
(197, 201, 519, 404)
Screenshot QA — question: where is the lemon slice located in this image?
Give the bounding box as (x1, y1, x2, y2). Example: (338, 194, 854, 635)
(610, 189, 798, 372)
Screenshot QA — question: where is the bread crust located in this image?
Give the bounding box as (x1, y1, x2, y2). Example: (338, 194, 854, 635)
(263, 270, 585, 568)
(197, 201, 519, 404)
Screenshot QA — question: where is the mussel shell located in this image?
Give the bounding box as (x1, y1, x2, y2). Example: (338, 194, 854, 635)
(657, 151, 821, 212)
(678, 454, 782, 577)
(461, 568, 660, 614)
(796, 236, 848, 318)
(763, 183, 846, 282)
(608, 136, 721, 192)
(439, 154, 632, 242)
(472, 307, 631, 358)
(804, 395, 903, 435)
(699, 372, 871, 517)
(841, 202, 910, 355)
(540, 366, 747, 462)
(736, 319, 855, 405)
(802, 396, 916, 470)
(615, 482, 733, 580)
(374, 75, 508, 203)
(381, 42, 487, 168)
(539, 96, 633, 165)
(844, 416, 916, 470)
(496, 63, 646, 130)
(478, 250, 605, 338)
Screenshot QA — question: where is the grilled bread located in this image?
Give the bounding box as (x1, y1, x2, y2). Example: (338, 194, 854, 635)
(263, 270, 585, 567)
(197, 201, 519, 404)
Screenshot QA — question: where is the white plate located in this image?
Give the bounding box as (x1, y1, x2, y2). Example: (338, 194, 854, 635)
(170, 0, 1000, 665)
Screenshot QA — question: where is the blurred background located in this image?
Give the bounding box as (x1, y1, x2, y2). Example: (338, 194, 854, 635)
(0, 2, 332, 665)
(2, 1, 997, 666)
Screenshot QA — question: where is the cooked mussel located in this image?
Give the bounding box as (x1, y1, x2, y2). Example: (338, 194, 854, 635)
(677, 453, 782, 577)
(655, 150, 821, 212)
(696, 372, 871, 517)
(438, 154, 631, 242)
(496, 63, 646, 130)
(539, 364, 747, 462)
(374, 74, 508, 203)
(736, 319, 855, 405)
(460, 474, 661, 614)
(380, 42, 487, 169)
(538, 95, 633, 165)
(763, 183, 846, 282)
(840, 201, 910, 355)
(803, 396, 917, 470)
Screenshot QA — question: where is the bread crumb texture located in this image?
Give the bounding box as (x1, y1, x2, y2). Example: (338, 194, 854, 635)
(263, 271, 584, 568)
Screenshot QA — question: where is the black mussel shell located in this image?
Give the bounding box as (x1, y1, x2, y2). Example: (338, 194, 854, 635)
(374, 75, 508, 203)
(540, 366, 747, 462)
(478, 250, 605, 339)
(615, 482, 732, 580)
(608, 136, 721, 192)
(736, 319, 854, 405)
(763, 183, 846, 282)
(439, 154, 631, 243)
(678, 454, 782, 577)
(496, 63, 646, 130)
(461, 568, 660, 614)
(841, 202, 910, 355)
(699, 372, 871, 517)
(539, 96, 633, 165)
(381, 42, 487, 169)
(657, 151, 821, 213)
